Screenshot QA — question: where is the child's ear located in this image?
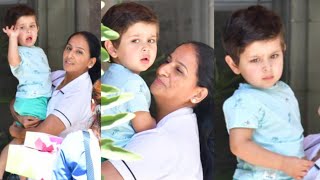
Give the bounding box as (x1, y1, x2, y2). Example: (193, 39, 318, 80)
(104, 40, 118, 58)
(225, 55, 241, 75)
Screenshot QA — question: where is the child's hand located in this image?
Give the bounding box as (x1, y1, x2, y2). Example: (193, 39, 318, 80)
(280, 156, 314, 179)
(20, 116, 41, 128)
(2, 25, 20, 38)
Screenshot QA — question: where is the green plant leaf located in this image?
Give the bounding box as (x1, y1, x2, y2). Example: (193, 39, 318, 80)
(101, 138, 141, 161)
(101, 47, 110, 62)
(101, 24, 120, 41)
(101, 113, 135, 130)
(101, 93, 134, 109)
(101, 84, 119, 94)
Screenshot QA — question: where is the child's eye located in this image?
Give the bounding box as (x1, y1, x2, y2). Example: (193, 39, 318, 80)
(19, 27, 24, 30)
(270, 54, 279, 59)
(132, 39, 140, 43)
(148, 39, 156, 43)
(30, 25, 36, 28)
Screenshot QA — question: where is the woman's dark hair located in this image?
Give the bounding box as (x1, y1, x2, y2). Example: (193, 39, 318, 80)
(66, 31, 101, 84)
(178, 41, 215, 180)
(101, 2, 159, 48)
(222, 5, 285, 65)
(4, 4, 37, 27)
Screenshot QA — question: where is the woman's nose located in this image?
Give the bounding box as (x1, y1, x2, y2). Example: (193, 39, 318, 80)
(157, 64, 169, 77)
(67, 51, 74, 58)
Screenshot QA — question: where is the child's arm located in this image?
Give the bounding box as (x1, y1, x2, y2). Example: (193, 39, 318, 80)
(132, 111, 156, 133)
(2, 26, 21, 67)
(230, 128, 314, 179)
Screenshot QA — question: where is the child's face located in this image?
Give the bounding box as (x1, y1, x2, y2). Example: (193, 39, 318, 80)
(113, 22, 158, 74)
(232, 36, 284, 89)
(15, 15, 38, 47)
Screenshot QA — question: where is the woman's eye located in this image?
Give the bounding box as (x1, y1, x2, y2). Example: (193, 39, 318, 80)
(176, 67, 183, 74)
(30, 25, 36, 28)
(250, 58, 259, 63)
(76, 50, 84, 55)
(65, 46, 71, 51)
(164, 57, 172, 64)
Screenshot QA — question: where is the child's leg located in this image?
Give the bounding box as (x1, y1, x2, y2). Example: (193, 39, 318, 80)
(0, 138, 24, 179)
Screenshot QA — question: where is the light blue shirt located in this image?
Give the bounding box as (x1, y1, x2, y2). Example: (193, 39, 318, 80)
(10, 46, 51, 98)
(223, 81, 304, 180)
(101, 63, 151, 147)
(52, 130, 100, 180)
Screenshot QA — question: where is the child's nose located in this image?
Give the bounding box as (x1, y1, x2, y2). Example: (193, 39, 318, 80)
(262, 61, 272, 72)
(141, 42, 150, 52)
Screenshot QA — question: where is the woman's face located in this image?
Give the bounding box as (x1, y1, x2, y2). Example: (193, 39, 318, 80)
(63, 34, 95, 75)
(150, 44, 200, 108)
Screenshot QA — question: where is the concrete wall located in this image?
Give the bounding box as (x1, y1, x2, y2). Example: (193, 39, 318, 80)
(306, 0, 320, 133)
(289, 0, 320, 133)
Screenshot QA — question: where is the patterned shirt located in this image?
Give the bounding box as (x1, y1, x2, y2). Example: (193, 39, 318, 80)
(10, 46, 51, 98)
(223, 81, 304, 180)
(101, 63, 151, 147)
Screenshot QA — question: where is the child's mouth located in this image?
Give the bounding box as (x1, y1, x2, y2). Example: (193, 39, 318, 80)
(140, 58, 149, 64)
(26, 37, 32, 41)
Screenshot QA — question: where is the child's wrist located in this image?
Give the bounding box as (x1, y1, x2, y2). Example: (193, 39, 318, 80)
(278, 155, 286, 171)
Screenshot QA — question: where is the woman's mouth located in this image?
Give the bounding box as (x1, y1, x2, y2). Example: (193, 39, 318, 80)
(153, 77, 166, 87)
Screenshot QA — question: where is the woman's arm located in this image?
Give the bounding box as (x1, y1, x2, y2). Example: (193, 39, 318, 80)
(101, 161, 124, 180)
(230, 128, 313, 179)
(9, 114, 66, 139)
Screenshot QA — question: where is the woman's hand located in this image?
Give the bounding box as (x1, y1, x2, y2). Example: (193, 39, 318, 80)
(18, 115, 41, 128)
(9, 122, 25, 139)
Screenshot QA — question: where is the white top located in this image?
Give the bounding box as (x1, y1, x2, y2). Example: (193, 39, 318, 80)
(303, 134, 320, 180)
(110, 107, 203, 180)
(47, 70, 93, 138)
